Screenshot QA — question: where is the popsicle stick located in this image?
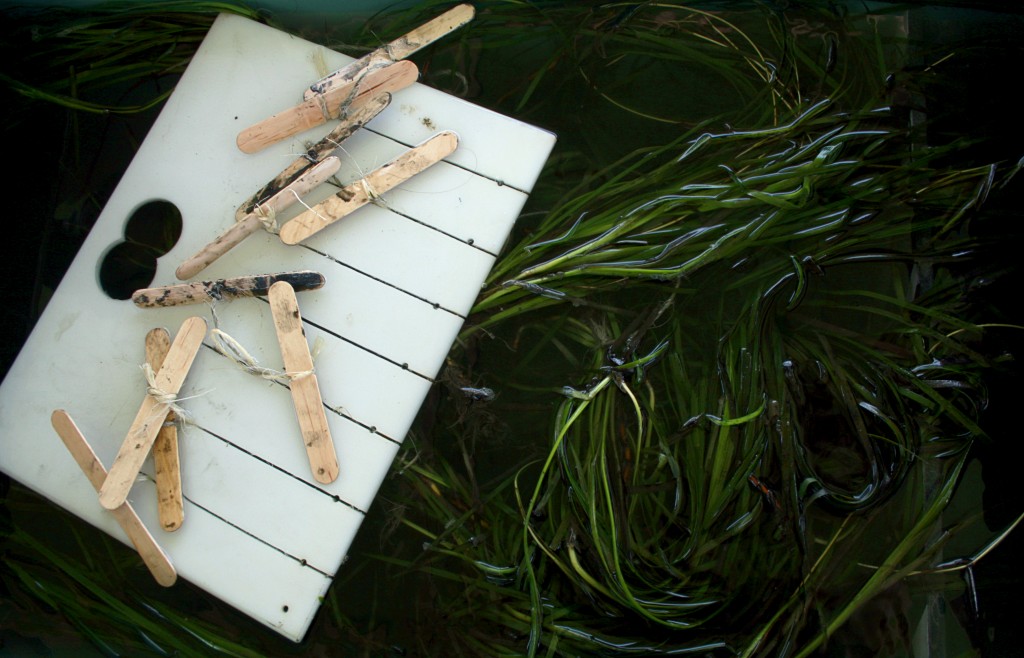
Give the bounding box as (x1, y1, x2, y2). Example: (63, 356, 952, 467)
(145, 329, 183, 532)
(99, 316, 207, 510)
(235, 93, 391, 221)
(279, 130, 459, 245)
(236, 59, 418, 154)
(175, 156, 341, 280)
(268, 281, 339, 484)
(304, 4, 475, 99)
(51, 409, 177, 586)
(134, 271, 326, 308)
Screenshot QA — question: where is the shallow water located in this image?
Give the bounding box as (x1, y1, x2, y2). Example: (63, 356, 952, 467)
(2, 2, 1024, 656)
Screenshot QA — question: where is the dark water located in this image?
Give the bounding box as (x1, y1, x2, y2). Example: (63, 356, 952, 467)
(3, 2, 1024, 656)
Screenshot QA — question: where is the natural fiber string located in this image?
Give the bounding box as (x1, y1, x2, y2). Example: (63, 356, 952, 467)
(336, 143, 386, 208)
(346, 143, 388, 208)
(140, 363, 197, 427)
(361, 177, 381, 202)
(318, 140, 389, 214)
(278, 176, 384, 231)
(288, 186, 318, 214)
(332, 68, 367, 119)
(333, 61, 389, 120)
(251, 202, 278, 234)
(283, 186, 336, 228)
(314, 92, 332, 121)
(250, 183, 375, 237)
(206, 302, 321, 384)
(246, 180, 329, 237)
(210, 328, 315, 384)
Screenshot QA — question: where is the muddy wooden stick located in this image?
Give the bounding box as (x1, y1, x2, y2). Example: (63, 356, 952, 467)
(51, 409, 177, 586)
(99, 316, 206, 511)
(236, 60, 418, 154)
(134, 271, 325, 308)
(279, 130, 459, 245)
(235, 93, 391, 221)
(145, 329, 184, 532)
(268, 281, 339, 484)
(304, 4, 474, 99)
(175, 156, 341, 281)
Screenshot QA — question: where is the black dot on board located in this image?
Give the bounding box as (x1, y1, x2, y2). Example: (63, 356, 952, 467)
(282, 605, 289, 613)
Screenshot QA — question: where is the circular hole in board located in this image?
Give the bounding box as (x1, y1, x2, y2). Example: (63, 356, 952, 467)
(98, 242, 158, 300)
(125, 199, 182, 250)
(98, 200, 183, 300)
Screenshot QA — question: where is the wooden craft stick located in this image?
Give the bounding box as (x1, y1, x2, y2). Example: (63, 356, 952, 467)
(304, 4, 475, 99)
(145, 329, 184, 532)
(175, 156, 341, 280)
(236, 59, 418, 154)
(235, 93, 391, 221)
(279, 130, 459, 245)
(51, 409, 177, 586)
(99, 316, 207, 511)
(134, 271, 326, 308)
(268, 281, 339, 484)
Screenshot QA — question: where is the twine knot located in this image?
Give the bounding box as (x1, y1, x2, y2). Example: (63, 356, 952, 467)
(141, 363, 195, 426)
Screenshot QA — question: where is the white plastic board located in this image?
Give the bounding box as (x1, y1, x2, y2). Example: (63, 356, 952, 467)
(0, 13, 554, 641)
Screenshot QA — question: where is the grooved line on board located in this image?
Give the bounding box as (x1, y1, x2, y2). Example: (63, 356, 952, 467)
(199, 341, 407, 445)
(246, 299, 438, 382)
(181, 489, 336, 577)
(365, 126, 532, 194)
(191, 421, 372, 512)
(297, 244, 466, 318)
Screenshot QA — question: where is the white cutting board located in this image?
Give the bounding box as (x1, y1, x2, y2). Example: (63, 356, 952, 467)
(0, 13, 554, 641)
